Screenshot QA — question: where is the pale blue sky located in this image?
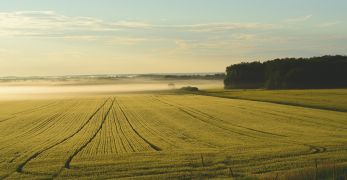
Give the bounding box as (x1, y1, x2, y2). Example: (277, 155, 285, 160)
(1, 0, 346, 23)
(0, 0, 346, 76)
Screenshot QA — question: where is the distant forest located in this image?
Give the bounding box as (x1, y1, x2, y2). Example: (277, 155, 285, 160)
(224, 55, 347, 89)
(140, 73, 225, 80)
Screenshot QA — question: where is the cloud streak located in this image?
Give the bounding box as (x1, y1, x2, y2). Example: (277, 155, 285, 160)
(285, 15, 312, 22)
(0, 11, 151, 37)
(0, 11, 278, 38)
(154, 23, 277, 32)
(317, 21, 341, 28)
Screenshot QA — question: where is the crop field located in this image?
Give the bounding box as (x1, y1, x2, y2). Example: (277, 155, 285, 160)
(0, 94, 347, 179)
(202, 89, 347, 112)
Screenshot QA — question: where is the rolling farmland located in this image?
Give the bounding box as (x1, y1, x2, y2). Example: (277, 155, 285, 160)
(0, 94, 347, 179)
(201, 89, 347, 112)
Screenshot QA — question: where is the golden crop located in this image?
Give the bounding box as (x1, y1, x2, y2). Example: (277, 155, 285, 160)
(0, 94, 346, 179)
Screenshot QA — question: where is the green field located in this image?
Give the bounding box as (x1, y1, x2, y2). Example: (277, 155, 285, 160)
(0, 91, 347, 179)
(201, 89, 347, 112)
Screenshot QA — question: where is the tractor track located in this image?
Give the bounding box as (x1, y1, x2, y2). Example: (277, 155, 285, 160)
(305, 144, 327, 154)
(0, 116, 16, 123)
(115, 99, 162, 151)
(154, 96, 328, 156)
(1, 95, 333, 179)
(157, 96, 286, 137)
(15, 98, 111, 174)
(112, 106, 136, 152)
(0, 101, 59, 124)
(12, 101, 59, 116)
(196, 94, 347, 131)
(64, 98, 115, 169)
(153, 97, 256, 138)
(120, 98, 181, 149)
(0, 101, 81, 151)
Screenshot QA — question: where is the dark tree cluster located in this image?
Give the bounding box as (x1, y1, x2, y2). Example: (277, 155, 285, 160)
(180, 86, 199, 91)
(224, 55, 347, 89)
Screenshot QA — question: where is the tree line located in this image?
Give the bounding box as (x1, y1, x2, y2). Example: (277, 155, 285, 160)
(224, 55, 347, 89)
(140, 73, 225, 80)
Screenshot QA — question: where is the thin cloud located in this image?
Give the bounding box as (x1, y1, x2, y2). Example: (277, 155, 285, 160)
(155, 23, 278, 32)
(285, 15, 312, 22)
(317, 21, 340, 28)
(0, 11, 279, 38)
(107, 37, 148, 45)
(0, 11, 150, 37)
(172, 34, 258, 52)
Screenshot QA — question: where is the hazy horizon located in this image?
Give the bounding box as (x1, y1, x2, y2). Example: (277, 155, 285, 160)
(0, 72, 224, 79)
(0, 0, 346, 76)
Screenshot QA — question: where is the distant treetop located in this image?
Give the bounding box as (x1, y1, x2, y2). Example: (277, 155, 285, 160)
(224, 55, 347, 89)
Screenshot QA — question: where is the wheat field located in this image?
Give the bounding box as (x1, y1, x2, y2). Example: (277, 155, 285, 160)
(0, 94, 346, 179)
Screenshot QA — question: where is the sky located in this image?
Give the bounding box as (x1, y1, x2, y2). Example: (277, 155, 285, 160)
(0, 0, 346, 76)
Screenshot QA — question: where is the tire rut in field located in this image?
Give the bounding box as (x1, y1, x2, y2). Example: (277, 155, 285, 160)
(309, 145, 327, 154)
(0, 102, 80, 151)
(153, 97, 256, 138)
(0, 102, 59, 124)
(0, 113, 62, 152)
(135, 96, 218, 149)
(1, 101, 76, 146)
(12, 101, 59, 116)
(0, 116, 16, 123)
(64, 98, 115, 169)
(153, 97, 328, 156)
(199, 94, 347, 130)
(185, 103, 287, 137)
(112, 107, 136, 152)
(120, 97, 180, 149)
(18, 113, 62, 139)
(242, 104, 347, 131)
(178, 98, 328, 155)
(15, 98, 111, 174)
(115, 99, 162, 151)
(157, 97, 286, 138)
(107, 108, 122, 153)
(298, 143, 327, 154)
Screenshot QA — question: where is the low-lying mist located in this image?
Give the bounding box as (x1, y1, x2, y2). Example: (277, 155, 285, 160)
(0, 78, 223, 100)
(0, 84, 169, 94)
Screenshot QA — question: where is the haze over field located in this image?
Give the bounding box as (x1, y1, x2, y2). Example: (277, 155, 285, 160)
(0, 76, 223, 99)
(0, 73, 224, 97)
